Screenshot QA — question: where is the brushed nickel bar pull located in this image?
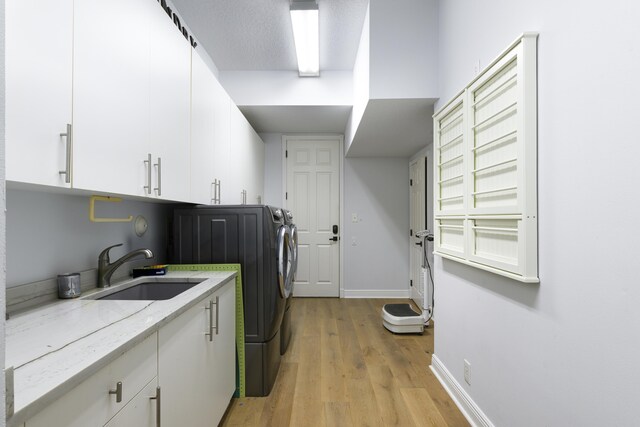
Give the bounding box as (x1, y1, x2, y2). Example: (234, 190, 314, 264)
(213, 296, 219, 335)
(150, 386, 161, 427)
(217, 180, 221, 204)
(205, 299, 214, 341)
(211, 180, 216, 204)
(109, 381, 123, 403)
(154, 157, 162, 196)
(59, 123, 72, 184)
(144, 153, 152, 194)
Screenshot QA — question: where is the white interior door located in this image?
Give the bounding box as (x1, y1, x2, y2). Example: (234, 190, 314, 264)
(286, 137, 340, 297)
(410, 157, 426, 310)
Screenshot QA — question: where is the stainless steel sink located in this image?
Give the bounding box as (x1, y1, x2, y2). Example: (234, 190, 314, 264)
(96, 281, 199, 301)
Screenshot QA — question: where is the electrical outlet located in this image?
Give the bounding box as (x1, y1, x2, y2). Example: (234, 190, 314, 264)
(351, 237, 357, 246)
(464, 359, 471, 385)
(351, 213, 358, 223)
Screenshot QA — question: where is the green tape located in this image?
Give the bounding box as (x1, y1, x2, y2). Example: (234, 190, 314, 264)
(167, 264, 245, 398)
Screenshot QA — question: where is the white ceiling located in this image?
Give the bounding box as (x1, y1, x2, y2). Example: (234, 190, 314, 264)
(347, 99, 435, 157)
(170, 0, 369, 71)
(240, 105, 352, 133)
(170, 0, 433, 158)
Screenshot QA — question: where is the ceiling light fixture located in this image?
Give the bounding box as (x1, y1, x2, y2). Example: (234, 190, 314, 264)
(290, 0, 319, 77)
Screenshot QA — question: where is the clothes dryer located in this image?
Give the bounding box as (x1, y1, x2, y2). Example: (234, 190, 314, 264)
(281, 209, 298, 354)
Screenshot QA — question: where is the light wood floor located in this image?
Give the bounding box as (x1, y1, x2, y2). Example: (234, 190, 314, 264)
(220, 298, 469, 427)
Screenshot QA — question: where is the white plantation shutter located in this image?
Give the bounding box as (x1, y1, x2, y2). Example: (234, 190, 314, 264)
(433, 33, 539, 283)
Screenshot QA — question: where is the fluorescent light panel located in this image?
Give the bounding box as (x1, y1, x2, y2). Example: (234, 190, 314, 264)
(290, 3, 319, 76)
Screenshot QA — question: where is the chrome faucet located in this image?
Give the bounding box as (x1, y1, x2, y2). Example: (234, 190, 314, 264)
(98, 243, 154, 287)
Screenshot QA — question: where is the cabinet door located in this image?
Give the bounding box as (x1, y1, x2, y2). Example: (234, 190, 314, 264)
(73, 0, 151, 196)
(228, 104, 252, 204)
(104, 379, 158, 427)
(26, 334, 157, 427)
(6, 0, 73, 187)
(148, 3, 191, 202)
(248, 128, 265, 205)
(158, 281, 235, 426)
(191, 51, 231, 204)
(211, 76, 232, 204)
(210, 280, 237, 423)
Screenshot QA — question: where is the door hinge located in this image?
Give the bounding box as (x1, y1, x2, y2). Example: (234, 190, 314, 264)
(410, 280, 413, 287)
(286, 150, 288, 158)
(410, 179, 413, 186)
(410, 229, 413, 236)
(286, 192, 288, 200)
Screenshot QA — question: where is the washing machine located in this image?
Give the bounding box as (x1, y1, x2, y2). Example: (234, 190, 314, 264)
(281, 209, 298, 354)
(171, 205, 293, 396)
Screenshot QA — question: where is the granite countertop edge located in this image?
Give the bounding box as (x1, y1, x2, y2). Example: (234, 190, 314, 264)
(6, 270, 237, 427)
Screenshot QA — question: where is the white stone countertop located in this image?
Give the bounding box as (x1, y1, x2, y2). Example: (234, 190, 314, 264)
(5, 270, 237, 426)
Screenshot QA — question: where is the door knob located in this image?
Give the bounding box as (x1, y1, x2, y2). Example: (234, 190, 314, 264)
(329, 236, 339, 242)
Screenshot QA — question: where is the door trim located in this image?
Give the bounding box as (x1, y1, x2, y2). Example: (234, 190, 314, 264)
(281, 134, 344, 298)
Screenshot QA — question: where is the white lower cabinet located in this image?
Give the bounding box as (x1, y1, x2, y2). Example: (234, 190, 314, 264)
(158, 281, 236, 426)
(24, 280, 236, 427)
(26, 333, 157, 427)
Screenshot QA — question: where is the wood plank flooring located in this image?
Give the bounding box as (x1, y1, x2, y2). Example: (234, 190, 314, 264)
(220, 298, 469, 427)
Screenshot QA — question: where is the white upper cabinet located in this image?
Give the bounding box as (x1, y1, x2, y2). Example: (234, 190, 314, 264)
(190, 51, 231, 205)
(72, 0, 152, 197)
(73, 0, 191, 200)
(228, 104, 249, 205)
(228, 104, 264, 205)
(148, 3, 191, 202)
(211, 72, 232, 205)
(6, 0, 263, 204)
(6, 0, 74, 187)
(248, 127, 265, 205)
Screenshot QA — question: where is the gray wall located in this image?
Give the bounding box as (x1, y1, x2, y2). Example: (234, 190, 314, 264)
(434, 1, 640, 425)
(261, 132, 411, 296)
(7, 188, 172, 287)
(343, 157, 409, 297)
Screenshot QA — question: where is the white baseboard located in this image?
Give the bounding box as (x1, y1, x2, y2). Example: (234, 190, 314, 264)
(341, 289, 410, 299)
(430, 355, 494, 427)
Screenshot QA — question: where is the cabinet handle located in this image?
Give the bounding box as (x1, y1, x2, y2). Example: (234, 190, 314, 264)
(154, 157, 162, 196)
(59, 123, 72, 184)
(217, 180, 221, 204)
(144, 153, 152, 194)
(204, 299, 214, 341)
(211, 179, 221, 204)
(213, 296, 219, 335)
(149, 386, 161, 427)
(109, 381, 123, 403)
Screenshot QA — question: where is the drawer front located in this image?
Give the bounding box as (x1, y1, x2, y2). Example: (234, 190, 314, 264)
(26, 333, 157, 427)
(104, 378, 158, 427)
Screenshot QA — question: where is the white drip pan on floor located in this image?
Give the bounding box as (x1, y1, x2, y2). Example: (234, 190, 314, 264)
(382, 303, 427, 334)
